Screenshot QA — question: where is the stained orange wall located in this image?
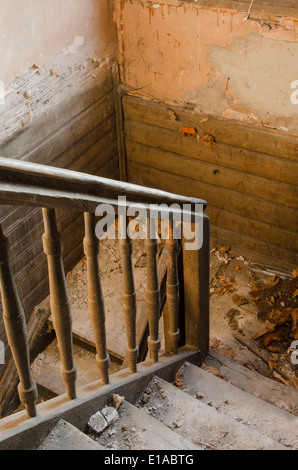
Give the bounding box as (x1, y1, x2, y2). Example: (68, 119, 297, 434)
(116, 0, 298, 135)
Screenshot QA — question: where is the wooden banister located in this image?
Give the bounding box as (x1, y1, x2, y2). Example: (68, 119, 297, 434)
(0, 157, 206, 213)
(0, 157, 209, 419)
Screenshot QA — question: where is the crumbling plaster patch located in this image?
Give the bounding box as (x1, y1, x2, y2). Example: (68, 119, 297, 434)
(117, 0, 298, 133)
(185, 33, 298, 132)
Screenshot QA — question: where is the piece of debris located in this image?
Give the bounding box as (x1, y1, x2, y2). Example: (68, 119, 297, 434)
(252, 320, 276, 339)
(216, 278, 236, 296)
(101, 406, 119, 425)
(232, 294, 249, 307)
(266, 275, 280, 288)
(213, 249, 232, 264)
(201, 364, 224, 379)
(263, 331, 282, 353)
(219, 347, 235, 359)
(210, 337, 221, 349)
(173, 368, 184, 390)
(197, 134, 217, 147)
(200, 115, 210, 123)
(272, 371, 292, 388)
(142, 393, 150, 404)
(225, 308, 241, 330)
(181, 127, 196, 136)
(88, 411, 109, 434)
(268, 353, 279, 371)
(112, 393, 124, 410)
(219, 244, 231, 254)
(172, 420, 181, 429)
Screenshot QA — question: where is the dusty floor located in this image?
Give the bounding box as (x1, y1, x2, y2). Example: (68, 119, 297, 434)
(208, 242, 297, 389)
(30, 236, 298, 400)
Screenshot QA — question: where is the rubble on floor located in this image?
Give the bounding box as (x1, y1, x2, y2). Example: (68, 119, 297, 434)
(209, 243, 297, 390)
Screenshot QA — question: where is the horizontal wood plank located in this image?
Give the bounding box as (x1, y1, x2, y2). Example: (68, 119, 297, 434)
(127, 161, 297, 266)
(123, 95, 298, 161)
(126, 160, 297, 232)
(125, 119, 297, 186)
(126, 141, 298, 209)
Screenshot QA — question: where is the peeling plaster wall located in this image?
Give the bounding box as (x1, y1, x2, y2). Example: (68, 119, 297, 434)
(117, 0, 298, 134)
(0, 0, 117, 87)
(0, 0, 118, 143)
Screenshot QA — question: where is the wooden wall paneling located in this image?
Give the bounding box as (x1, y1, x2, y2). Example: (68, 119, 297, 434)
(126, 142, 297, 210)
(126, 161, 298, 233)
(123, 95, 298, 161)
(126, 163, 297, 266)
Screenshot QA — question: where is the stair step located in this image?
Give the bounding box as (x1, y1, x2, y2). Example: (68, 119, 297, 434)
(87, 400, 203, 450)
(38, 419, 104, 450)
(30, 339, 102, 397)
(205, 350, 298, 415)
(63, 238, 148, 361)
(178, 362, 298, 449)
(136, 376, 289, 450)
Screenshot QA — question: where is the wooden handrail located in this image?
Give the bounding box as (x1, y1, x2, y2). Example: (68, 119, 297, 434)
(0, 157, 209, 419)
(0, 157, 206, 213)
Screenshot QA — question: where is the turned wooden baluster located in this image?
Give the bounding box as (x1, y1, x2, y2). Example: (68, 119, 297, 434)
(145, 216, 161, 363)
(42, 208, 77, 399)
(119, 214, 138, 373)
(166, 218, 180, 354)
(83, 212, 110, 384)
(0, 225, 38, 417)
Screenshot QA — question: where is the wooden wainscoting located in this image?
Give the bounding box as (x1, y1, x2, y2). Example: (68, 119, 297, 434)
(123, 94, 297, 268)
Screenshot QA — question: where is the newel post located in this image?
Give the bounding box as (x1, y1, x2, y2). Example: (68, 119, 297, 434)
(182, 212, 210, 361)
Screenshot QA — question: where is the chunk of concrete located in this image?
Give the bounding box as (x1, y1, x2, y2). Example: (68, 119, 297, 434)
(88, 411, 108, 434)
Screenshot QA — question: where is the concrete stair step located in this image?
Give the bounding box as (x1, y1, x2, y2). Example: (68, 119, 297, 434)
(177, 361, 298, 449)
(38, 419, 104, 450)
(135, 375, 289, 450)
(87, 400, 203, 450)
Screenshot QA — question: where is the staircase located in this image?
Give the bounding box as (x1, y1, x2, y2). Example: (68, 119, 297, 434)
(0, 158, 296, 451)
(37, 358, 297, 451)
